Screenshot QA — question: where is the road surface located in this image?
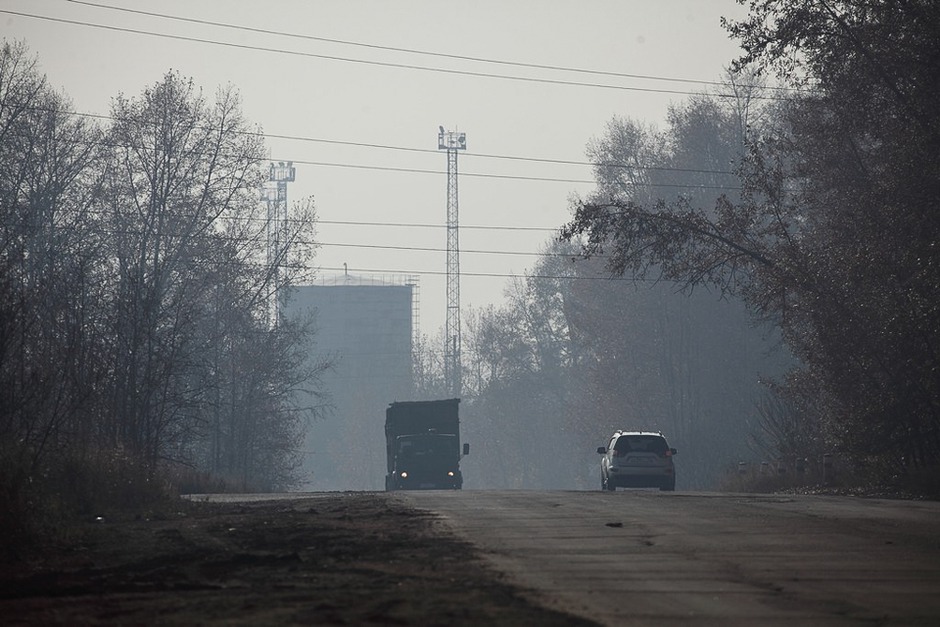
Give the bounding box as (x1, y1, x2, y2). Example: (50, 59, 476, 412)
(398, 490, 940, 626)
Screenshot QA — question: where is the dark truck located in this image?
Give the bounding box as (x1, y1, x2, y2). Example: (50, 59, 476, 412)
(385, 398, 469, 491)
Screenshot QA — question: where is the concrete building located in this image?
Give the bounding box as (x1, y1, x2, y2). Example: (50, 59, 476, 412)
(285, 275, 416, 490)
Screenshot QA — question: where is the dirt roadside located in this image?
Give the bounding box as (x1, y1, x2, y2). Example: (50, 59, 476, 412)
(0, 492, 597, 626)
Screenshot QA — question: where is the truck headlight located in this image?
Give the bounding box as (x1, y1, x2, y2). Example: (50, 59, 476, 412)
(400, 471, 408, 478)
(447, 471, 455, 477)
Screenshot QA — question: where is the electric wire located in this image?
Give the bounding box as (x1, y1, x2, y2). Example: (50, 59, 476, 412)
(2, 8, 790, 99)
(316, 240, 586, 258)
(257, 129, 737, 176)
(316, 219, 557, 232)
(65, 207, 561, 233)
(37, 104, 740, 178)
(316, 266, 629, 282)
(8, 111, 743, 188)
(67, 0, 779, 92)
(285, 158, 738, 189)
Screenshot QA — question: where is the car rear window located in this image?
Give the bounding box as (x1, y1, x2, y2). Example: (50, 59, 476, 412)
(614, 435, 668, 454)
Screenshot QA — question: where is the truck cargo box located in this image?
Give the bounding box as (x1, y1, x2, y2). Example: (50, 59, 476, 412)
(385, 398, 466, 490)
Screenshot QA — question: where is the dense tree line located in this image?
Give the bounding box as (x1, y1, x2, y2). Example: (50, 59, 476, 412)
(564, 1, 940, 478)
(451, 85, 788, 490)
(0, 41, 324, 529)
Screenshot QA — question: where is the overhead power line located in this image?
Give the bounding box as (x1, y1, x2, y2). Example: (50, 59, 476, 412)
(66, 0, 740, 90)
(13, 111, 743, 188)
(317, 219, 558, 232)
(288, 158, 596, 185)
(38, 104, 739, 178)
(317, 240, 582, 258)
(317, 266, 628, 282)
(289, 159, 740, 189)
(261, 132, 736, 176)
(285, 159, 740, 189)
(78, 206, 561, 234)
(3, 9, 788, 99)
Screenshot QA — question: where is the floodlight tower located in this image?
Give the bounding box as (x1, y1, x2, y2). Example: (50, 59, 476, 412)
(264, 161, 295, 327)
(438, 127, 466, 397)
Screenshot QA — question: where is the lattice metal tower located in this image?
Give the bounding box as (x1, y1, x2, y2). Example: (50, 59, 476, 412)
(438, 127, 466, 397)
(264, 161, 295, 327)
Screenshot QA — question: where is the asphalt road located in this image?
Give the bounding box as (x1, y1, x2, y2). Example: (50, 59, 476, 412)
(397, 490, 940, 626)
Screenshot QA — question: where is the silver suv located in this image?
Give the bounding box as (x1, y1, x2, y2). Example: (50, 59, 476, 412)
(597, 431, 677, 491)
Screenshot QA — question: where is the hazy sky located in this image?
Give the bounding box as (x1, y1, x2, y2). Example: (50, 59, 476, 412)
(3, 0, 748, 335)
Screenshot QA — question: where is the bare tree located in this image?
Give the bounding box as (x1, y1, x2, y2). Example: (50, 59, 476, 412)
(0, 41, 107, 466)
(99, 73, 267, 471)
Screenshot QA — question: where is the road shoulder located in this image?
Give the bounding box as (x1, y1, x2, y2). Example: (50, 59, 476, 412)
(1, 492, 597, 626)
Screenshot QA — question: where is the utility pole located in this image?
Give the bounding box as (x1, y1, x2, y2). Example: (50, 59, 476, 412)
(438, 127, 466, 398)
(263, 161, 295, 328)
